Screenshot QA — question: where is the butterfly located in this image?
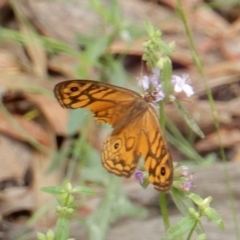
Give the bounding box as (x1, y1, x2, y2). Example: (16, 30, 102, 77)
(54, 80, 173, 192)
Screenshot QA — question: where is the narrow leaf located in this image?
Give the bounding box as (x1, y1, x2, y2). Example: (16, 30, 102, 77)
(174, 100, 204, 138)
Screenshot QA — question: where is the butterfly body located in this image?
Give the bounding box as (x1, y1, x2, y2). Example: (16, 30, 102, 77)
(54, 80, 173, 192)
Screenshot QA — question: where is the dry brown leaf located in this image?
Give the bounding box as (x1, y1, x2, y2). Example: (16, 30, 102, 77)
(17, 0, 100, 47)
(26, 94, 68, 136)
(0, 112, 51, 147)
(220, 17, 240, 60)
(195, 128, 240, 152)
(16, 0, 173, 47)
(0, 135, 31, 183)
(191, 5, 229, 38)
(166, 100, 232, 135)
(0, 135, 60, 225)
(191, 73, 240, 96)
(0, 49, 22, 74)
(0, 73, 54, 92)
(232, 144, 240, 161)
(48, 54, 80, 79)
(0, 0, 8, 9)
(110, 38, 146, 56)
(0, 187, 34, 216)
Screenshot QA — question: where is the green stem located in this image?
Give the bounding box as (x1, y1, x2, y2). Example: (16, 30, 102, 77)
(159, 193, 170, 232)
(187, 208, 203, 240)
(186, 219, 198, 240)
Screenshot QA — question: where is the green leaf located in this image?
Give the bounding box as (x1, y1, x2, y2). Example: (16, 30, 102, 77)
(171, 188, 195, 216)
(41, 186, 64, 195)
(73, 186, 95, 195)
(56, 217, 70, 240)
(46, 229, 55, 240)
(145, 21, 155, 37)
(204, 207, 225, 230)
(202, 196, 212, 207)
(174, 100, 204, 138)
(162, 215, 196, 240)
(188, 193, 204, 206)
(85, 36, 110, 63)
(196, 233, 206, 240)
(37, 232, 47, 240)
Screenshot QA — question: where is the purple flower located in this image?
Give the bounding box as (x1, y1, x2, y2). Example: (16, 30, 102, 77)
(172, 74, 194, 97)
(154, 88, 165, 102)
(134, 170, 144, 184)
(182, 180, 193, 192)
(173, 165, 195, 192)
(182, 174, 195, 192)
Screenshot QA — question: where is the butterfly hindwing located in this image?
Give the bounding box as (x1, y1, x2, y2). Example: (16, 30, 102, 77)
(140, 108, 173, 191)
(102, 126, 141, 177)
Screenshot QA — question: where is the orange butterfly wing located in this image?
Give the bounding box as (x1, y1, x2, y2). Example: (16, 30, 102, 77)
(54, 80, 141, 127)
(54, 80, 173, 191)
(140, 108, 173, 191)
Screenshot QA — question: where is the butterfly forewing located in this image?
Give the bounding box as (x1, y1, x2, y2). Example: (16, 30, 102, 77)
(54, 80, 173, 192)
(54, 80, 142, 126)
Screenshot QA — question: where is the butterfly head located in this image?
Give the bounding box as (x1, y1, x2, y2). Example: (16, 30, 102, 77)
(143, 91, 161, 103)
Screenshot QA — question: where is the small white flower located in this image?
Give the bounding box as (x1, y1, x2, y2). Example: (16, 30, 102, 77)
(172, 74, 194, 97)
(139, 75, 150, 90)
(182, 173, 195, 192)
